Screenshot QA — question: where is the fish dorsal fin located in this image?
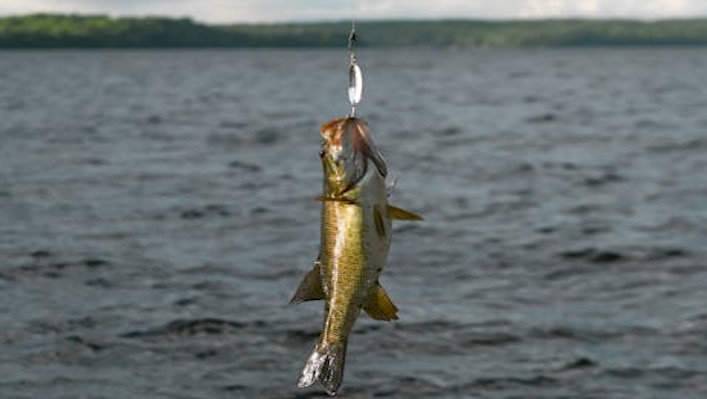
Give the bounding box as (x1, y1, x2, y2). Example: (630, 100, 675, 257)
(290, 261, 325, 304)
(363, 283, 399, 321)
(388, 205, 424, 221)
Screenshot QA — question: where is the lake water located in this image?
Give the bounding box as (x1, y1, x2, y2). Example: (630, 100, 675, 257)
(1, 48, 706, 398)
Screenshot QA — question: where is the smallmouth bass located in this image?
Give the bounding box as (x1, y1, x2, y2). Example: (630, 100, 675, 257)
(292, 117, 422, 395)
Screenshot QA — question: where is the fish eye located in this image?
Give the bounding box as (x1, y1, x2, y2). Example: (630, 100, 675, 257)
(319, 148, 325, 158)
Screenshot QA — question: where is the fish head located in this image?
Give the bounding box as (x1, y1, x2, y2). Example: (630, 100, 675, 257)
(319, 117, 387, 196)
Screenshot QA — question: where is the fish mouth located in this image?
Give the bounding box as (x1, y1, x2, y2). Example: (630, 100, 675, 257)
(320, 117, 387, 190)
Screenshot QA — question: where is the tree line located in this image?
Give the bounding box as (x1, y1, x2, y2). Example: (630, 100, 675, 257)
(2, 14, 707, 48)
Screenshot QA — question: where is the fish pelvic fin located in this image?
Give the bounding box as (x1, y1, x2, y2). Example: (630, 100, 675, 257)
(290, 261, 325, 304)
(363, 283, 399, 321)
(388, 204, 424, 221)
(297, 341, 347, 396)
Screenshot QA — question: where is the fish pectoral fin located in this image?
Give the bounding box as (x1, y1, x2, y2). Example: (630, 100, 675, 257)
(373, 206, 387, 238)
(363, 284, 399, 321)
(290, 261, 325, 304)
(388, 204, 424, 221)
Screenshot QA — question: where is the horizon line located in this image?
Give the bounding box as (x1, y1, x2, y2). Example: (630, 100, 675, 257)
(3, 12, 707, 25)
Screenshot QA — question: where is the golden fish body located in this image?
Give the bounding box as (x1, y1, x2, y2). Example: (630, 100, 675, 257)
(292, 117, 422, 395)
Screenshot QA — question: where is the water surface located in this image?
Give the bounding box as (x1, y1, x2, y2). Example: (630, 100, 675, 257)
(1, 48, 706, 398)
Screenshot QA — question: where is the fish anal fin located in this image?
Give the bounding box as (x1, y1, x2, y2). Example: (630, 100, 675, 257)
(388, 204, 423, 221)
(363, 284, 399, 321)
(290, 262, 325, 304)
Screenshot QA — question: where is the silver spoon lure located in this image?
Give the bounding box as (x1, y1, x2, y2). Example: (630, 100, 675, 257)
(347, 25, 363, 117)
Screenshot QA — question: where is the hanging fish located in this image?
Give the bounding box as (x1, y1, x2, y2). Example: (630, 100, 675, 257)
(292, 117, 422, 395)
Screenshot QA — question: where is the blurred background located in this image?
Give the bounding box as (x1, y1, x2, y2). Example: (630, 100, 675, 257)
(1, 1, 706, 398)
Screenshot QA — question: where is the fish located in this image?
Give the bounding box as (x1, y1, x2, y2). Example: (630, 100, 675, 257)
(291, 117, 422, 395)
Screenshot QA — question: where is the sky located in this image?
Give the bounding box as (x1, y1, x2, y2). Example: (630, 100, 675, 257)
(1, 0, 706, 23)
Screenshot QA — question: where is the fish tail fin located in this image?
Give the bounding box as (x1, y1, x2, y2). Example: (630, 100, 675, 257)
(297, 341, 347, 396)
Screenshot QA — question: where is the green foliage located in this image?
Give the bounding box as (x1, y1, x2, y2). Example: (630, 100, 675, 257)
(0, 14, 247, 47)
(2, 14, 707, 48)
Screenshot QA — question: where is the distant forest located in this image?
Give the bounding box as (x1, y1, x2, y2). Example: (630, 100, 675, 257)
(2, 14, 707, 48)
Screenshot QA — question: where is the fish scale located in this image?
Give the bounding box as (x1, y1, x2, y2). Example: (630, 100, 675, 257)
(320, 189, 379, 344)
